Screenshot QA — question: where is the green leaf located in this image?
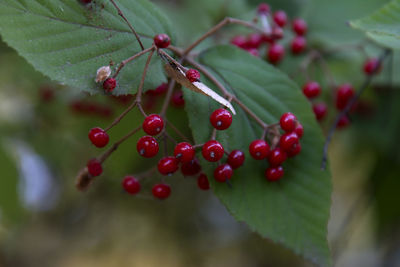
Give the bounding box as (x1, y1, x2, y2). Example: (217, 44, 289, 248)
(183, 45, 332, 267)
(0, 0, 174, 95)
(350, 0, 400, 49)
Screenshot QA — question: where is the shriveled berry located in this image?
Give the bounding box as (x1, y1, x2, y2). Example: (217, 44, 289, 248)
(174, 142, 195, 163)
(302, 81, 321, 99)
(292, 18, 307, 35)
(103, 78, 117, 92)
(158, 156, 179, 175)
(153, 34, 171, 48)
(294, 123, 304, 138)
(291, 36, 306, 54)
(336, 84, 355, 110)
(337, 115, 350, 129)
(87, 158, 102, 177)
(268, 148, 287, 166)
(181, 158, 202, 176)
(280, 112, 297, 132)
(273, 10, 287, 27)
(287, 143, 301, 157)
(122, 176, 141, 194)
(137, 136, 159, 158)
(227, 150, 245, 169)
(210, 109, 232, 130)
(247, 33, 263, 49)
(214, 164, 233, 182)
(197, 173, 210, 190)
(313, 103, 328, 121)
(265, 166, 284, 181)
(142, 114, 164, 136)
(249, 139, 270, 160)
(267, 43, 285, 64)
(279, 132, 299, 151)
(186, 69, 200, 83)
(257, 3, 270, 14)
(88, 127, 109, 148)
(202, 140, 224, 162)
(171, 91, 185, 107)
(231, 35, 248, 48)
(152, 183, 171, 199)
(363, 58, 381, 75)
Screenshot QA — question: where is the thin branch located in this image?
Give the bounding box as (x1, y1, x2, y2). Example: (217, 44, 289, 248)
(104, 101, 137, 132)
(113, 46, 154, 78)
(135, 48, 155, 109)
(160, 79, 176, 116)
(165, 119, 191, 142)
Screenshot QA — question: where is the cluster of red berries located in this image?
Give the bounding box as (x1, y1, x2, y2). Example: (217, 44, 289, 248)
(70, 100, 113, 118)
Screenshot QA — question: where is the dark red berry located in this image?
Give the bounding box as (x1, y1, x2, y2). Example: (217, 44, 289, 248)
(280, 132, 299, 152)
(231, 35, 248, 48)
(214, 164, 233, 182)
(202, 140, 224, 162)
(181, 158, 202, 176)
(186, 69, 200, 83)
(210, 109, 232, 130)
(87, 158, 102, 177)
(249, 139, 270, 160)
(363, 58, 381, 75)
(80, 0, 92, 4)
(197, 173, 210, 190)
(267, 43, 285, 64)
(271, 27, 284, 40)
(88, 127, 109, 148)
(294, 123, 304, 138)
(292, 18, 307, 35)
(137, 136, 159, 158)
(142, 114, 164, 136)
(287, 143, 301, 157)
(227, 150, 245, 169)
(152, 183, 171, 199)
(337, 115, 350, 129)
(154, 83, 168, 95)
(313, 103, 328, 121)
(302, 81, 321, 99)
(103, 78, 117, 92)
(247, 33, 263, 49)
(174, 142, 195, 163)
(268, 148, 287, 166)
(291, 36, 306, 54)
(122, 176, 141, 194)
(153, 34, 171, 48)
(257, 3, 270, 14)
(265, 166, 284, 181)
(336, 84, 355, 110)
(157, 156, 179, 175)
(280, 112, 297, 132)
(171, 91, 185, 107)
(273, 10, 287, 27)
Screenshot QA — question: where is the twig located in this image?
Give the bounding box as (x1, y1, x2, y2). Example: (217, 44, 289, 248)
(165, 119, 191, 142)
(160, 79, 176, 116)
(104, 101, 137, 132)
(113, 46, 154, 78)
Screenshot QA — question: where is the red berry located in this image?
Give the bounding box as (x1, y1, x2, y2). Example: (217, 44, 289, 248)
(152, 183, 171, 199)
(280, 132, 299, 151)
(280, 112, 297, 132)
(287, 143, 301, 157)
(271, 27, 284, 40)
(197, 173, 210, 190)
(265, 166, 284, 181)
(337, 115, 350, 129)
(122, 176, 141, 194)
(257, 3, 270, 14)
(157, 156, 179, 175)
(87, 158, 102, 177)
(267, 44, 285, 64)
(246, 48, 260, 57)
(302, 81, 321, 99)
(249, 139, 270, 160)
(294, 123, 304, 138)
(137, 136, 159, 158)
(268, 148, 287, 166)
(231, 35, 248, 48)
(154, 83, 168, 95)
(186, 69, 200, 83)
(292, 18, 307, 35)
(103, 78, 117, 93)
(153, 34, 171, 48)
(363, 58, 381, 75)
(202, 140, 224, 162)
(210, 109, 232, 130)
(336, 84, 355, 110)
(142, 114, 164, 136)
(273, 11, 287, 27)
(171, 91, 185, 107)
(88, 127, 109, 148)
(174, 142, 195, 163)
(214, 164, 233, 182)
(291, 36, 306, 54)
(227, 150, 245, 169)
(247, 33, 263, 49)
(80, 0, 92, 4)
(181, 158, 202, 176)
(313, 103, 328, 121)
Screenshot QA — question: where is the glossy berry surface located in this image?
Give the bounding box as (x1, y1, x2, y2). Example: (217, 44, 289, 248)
(171, 91, 185, 107)
(294, 123, 304, 138)
(87, 158, 102, 176)
(287, 143, 301, 157)
(249, 139, 270, 160)
(157, 156, 179, 175)
(137, 136, 159, 158)
(210, 109, 233, 130)
(231, 35, 247, 48)
(103, 78, 117, 92)
(313, 103, 328, 121)
(247, 33, 263, 49)
(273, 10, 287, 27)
(202, 140, 224, 162)
(227, 150, 245, 169)
(122, 176, 141, 194)
(292, 18, 307, 35)
(181, 158, 202, 176)
(152, 184, 171, 199)
(336, 84, 355, 110)
(363, 58, 381, 75)
(291, 36, 306, 54)
(302, 81, 321, 99)
(174, 142, 195, 163)
(279, 132, 299, 151)
(142, 114, 164, 136)
(214, 164, 233, 182)
(257, 3, 270, 14)
(280, 112, 297, 132)
(88, 127, 109, 148)
(197, 173, 210, 190)
(268, 148, 287, 166)
(265, 166, 284, 181)
(186, 69, 200, 82)
(153, 34, 171, 48)
(267, 44, 285, 64)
